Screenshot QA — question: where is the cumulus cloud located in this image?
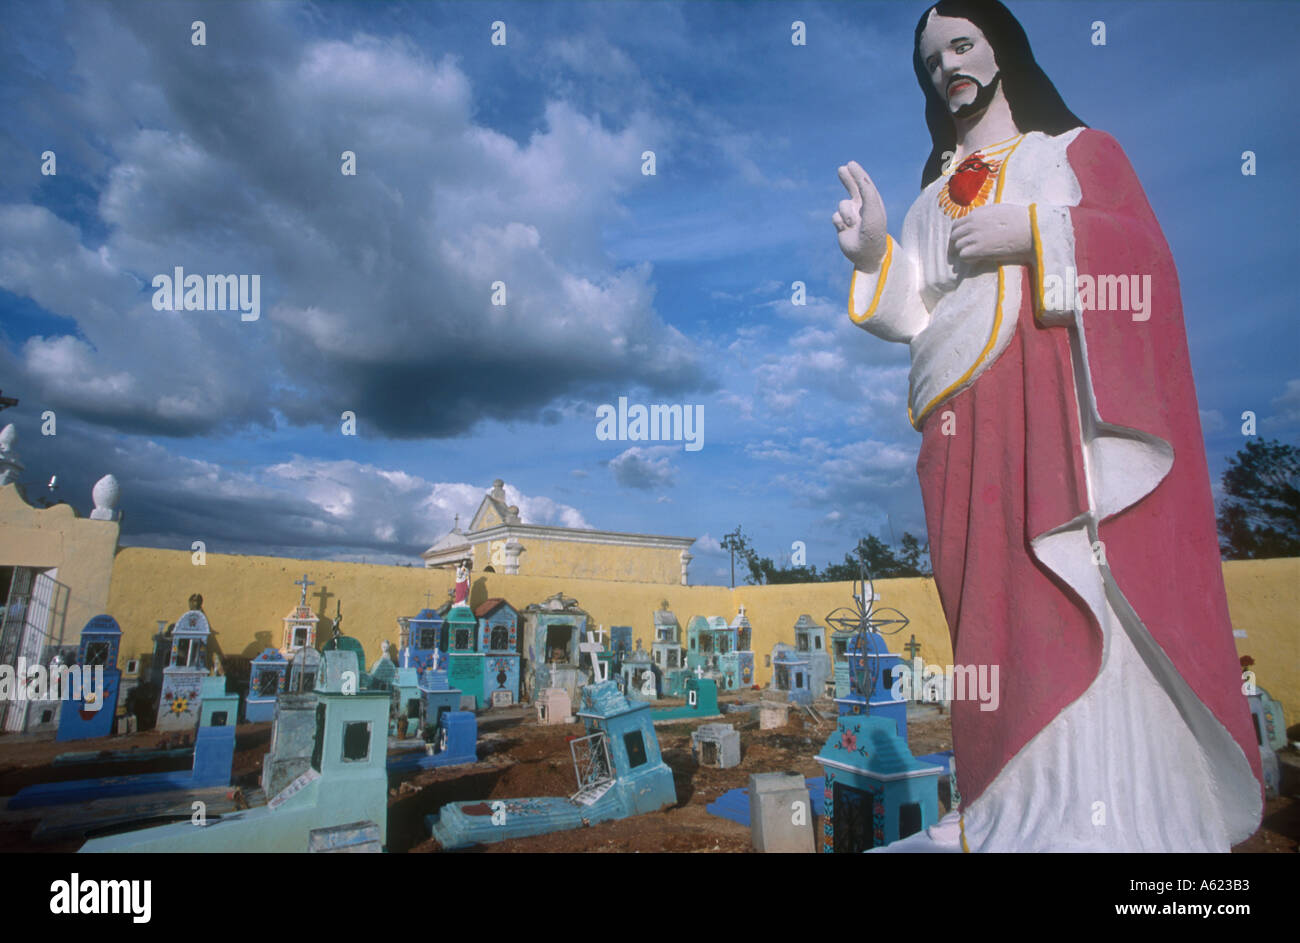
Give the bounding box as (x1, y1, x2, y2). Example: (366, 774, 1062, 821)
(6, 416, 588, 562)
(0, 3, 710, 441)
(608, 444, 679, 490)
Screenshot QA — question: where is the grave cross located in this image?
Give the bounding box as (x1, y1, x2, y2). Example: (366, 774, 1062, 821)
(423, 589, 436, 609)
(695, 665, 704, 679)
(903, 634, 922, 661)
(294, 574, 315, 606)
(580, 630, 608, 682)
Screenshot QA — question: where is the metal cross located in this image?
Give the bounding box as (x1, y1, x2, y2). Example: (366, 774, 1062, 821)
(423, 589, 436, 609)
(904, 634, 922, 661)
(293, 574, 315, 606)
(824, 557, 911, 713)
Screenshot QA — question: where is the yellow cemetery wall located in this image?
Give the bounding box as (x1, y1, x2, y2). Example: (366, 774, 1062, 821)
(0, 484, 119, 645)
(1225, 557, 1300, 714)
(468, 534, 684, 585)
(103, 548, 1298, 714)
(105, 547, 724, 667)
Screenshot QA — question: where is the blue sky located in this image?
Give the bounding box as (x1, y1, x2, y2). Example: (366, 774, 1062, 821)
(1, 0, 1296, 583)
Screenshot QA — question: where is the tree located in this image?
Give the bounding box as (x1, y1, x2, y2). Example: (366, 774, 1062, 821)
(1217, 438, 1300, 559)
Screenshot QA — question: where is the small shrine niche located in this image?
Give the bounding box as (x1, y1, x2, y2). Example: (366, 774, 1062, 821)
(282, 574, 321, 655)
(156, 603, 214, 732)
(521, 592, 590, 704)
(170, 610, 211, 671)
(79, 615, 121, 669)
(731, 605, 753, 654)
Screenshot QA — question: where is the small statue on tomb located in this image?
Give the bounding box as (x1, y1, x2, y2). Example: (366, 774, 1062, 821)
(188, 593, 203, 612)
(453, 558, 471, 606)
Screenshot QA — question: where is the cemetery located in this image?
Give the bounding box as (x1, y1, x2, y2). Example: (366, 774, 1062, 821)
(0, 557, 1291, 854)
(0, 454, 1296, 852)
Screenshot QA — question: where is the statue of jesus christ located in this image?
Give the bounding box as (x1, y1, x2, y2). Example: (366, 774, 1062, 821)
(833, 0, 1262, 851)
(453, 558, 471, 606)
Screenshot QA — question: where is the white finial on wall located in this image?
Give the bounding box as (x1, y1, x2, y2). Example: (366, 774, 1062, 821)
(90, 474, 121, 520)
(0, 424, 22, 486)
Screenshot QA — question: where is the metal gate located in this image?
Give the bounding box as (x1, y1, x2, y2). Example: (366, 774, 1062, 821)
(1, 568, 70, 732)
(569, 730, 615, 805)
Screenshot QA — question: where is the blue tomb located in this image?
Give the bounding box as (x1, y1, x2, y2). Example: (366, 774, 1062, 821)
(428, 680, 676, 849)
(650, 677, 720, 722)
(14, 678, 236, 809)
(387, 709, 478, 772)
(400, 608, 448, 677)
(651, 605, 686, 695)
(835, 631, 908, 743)
(55, 614, 122, 742)
(246, 648, 289, 723)
(720, 605, 755, 689)
(685, 615, 733, 687)
(814, 714, 942, 852)
(79, 650, 391, 853)
(442, 603, 484, 707)
(609, 625, 634, 677)
(477, 598, 521, 707)
(419, 666, 464, 736)
(793, 615, 833, 699)
(769, 643, 814, 706)
(621, 639, 657, 701)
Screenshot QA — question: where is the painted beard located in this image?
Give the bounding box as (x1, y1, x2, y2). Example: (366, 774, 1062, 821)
(949, 72, 1002, 119)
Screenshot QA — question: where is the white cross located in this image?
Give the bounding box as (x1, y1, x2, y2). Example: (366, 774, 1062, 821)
(580, 630, 608, 682)
(695, 665, 704, 679)
(294, 574, 315, 606)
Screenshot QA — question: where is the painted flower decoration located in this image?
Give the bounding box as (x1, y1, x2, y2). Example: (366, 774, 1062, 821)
(171, 697, 189, 714)
(842, 731, 858, 752)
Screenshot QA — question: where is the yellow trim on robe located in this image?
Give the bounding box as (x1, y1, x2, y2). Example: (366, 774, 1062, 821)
(960, 814, 971, 852)
(910, 135, 1025, 429)
(848, 239, 894, 323)
(1029, 202, 1047, 322)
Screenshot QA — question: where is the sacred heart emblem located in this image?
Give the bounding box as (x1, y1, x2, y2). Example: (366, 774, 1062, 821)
(938, 156, 1001, 218)
(949, 157, 992, 204)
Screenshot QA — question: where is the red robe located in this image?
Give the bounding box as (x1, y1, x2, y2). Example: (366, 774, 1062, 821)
(911, 130, 1261, 835)
(847, 126, 1263, 848)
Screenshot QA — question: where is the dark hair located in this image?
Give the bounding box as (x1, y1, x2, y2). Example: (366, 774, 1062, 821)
(913, 0, 1085, 187)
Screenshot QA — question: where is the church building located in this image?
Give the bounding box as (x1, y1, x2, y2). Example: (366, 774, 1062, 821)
(420, 479, 695, 586)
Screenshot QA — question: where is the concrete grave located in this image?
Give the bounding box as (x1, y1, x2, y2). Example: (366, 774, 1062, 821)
(536, 687, 573, 725)
(692, 723, 741, 768)
(749, 772, 815, 853)
(759, 689, 791, 730)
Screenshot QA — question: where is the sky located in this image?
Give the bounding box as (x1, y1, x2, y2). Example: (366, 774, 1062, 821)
(1, 0, 1296, 584)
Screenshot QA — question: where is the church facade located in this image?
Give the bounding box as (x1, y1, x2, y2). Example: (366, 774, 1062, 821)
(420, 479, 695, 586)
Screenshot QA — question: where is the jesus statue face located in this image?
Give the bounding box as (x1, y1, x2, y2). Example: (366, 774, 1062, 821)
(919, 13, 1001, 118)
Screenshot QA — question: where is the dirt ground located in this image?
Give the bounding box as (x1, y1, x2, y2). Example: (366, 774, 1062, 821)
(2, 701, 1296, 853)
